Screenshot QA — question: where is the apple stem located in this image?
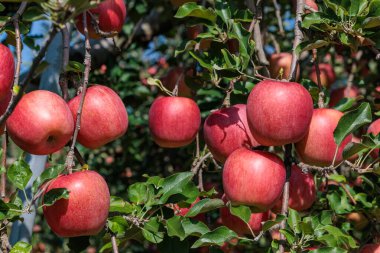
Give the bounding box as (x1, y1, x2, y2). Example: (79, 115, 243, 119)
(0, 27, 58, 127)
(1, 132, 7, 199)
(248, 0, 270, 77)
(65, 12, 92, 174)
(288, 0, 305, 82)
(279, 144, 293, 253)
(272, 0, 285, 36)
(172, 72, 183, 97)
(59, 24, 70, 102)
(111, 234, 119, 253)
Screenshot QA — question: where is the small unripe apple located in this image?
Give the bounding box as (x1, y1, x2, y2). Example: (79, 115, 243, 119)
(272, 165, 316, 212)
(220, 195, 269, 235)
(43, 170, 110, 237)
(149, 96, 201, 148)
(0, 44, 14, 101)
(6, 90, 74, 155)
(295, 108, 352, 166)
(203, 104, 259, 162)
(68, 85, 128, 149)
(223, 148, 286, 212)
(161, 67, 192, 98)
(329, 86, 359, 107)
(309, 63, 336, 89)
(268, 53, 299, 80)
(346, 212, 369, 230)
(76, 0, 127, 39)
(359, 244, 380, 253)
(246, 80, 314, 146)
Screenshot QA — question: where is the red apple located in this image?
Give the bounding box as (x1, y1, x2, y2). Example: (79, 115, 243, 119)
(220, 195, 269, 235)
(6, 90, 74, 155)
(203, 104, 259, 162)
(223, 148, 286, 212)
(268, 53, 300, 80)
(149, 96, 201, 148)
(309, 63, 336, 89)
(272, 165, 316, 212)
(0, 91, 11, 135)
(76, 0, 127, 39)
(0, 44, 14, 101)
(43, 170, 110, 237)
(295, 108, 352, 166)
(360, 244, 380, 253)
(162, 67, 192, 98)
(329, 86, 359, 107)
(173, 197, 205, 222)
(68, 85, 128, 149)
(367, 119, 380, 137)
(246, 80, 314, 146)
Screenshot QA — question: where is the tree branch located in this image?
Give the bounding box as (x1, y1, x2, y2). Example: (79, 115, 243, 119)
(289, 0, 305, 81)
(311, 49, 324, 108)
(65, 12, 92, 173)
(272, 0, 284, 36)
(0, 28, 59, 126)
(111, 235, 119, 253)
(59, 24, 70, 101)
(1, 133, 7, 199)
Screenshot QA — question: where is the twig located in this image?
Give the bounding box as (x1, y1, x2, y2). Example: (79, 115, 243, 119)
(288, 0, 305, 81)
(279, 144, 292, 253)
(65, 12, 92, 174)
(87, 11, 119, 38)
(74, 146, 86, 166)
(191, 153, 212, 175)
(1, 132, 7, 199)
(122, 18, 144, 51)
(12, 12, 23, 91)
(370, 47, 380, 60)
(0, 221, 10, 253)
(268, 33, 281, 54)
(0, 28, 59, 126)
(0, 2, 27, 29)
(59, 24, 70, 101)
(311, 49, 324, 108)
(111, 235, 119, 253)
(272, 0, 284, 36)
(339, 182, 357, 205)
(198, 168, 204, 191)
(222, 79, 235, 108)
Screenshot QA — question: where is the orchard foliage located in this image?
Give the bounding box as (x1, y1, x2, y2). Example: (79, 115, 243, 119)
(0, 0, 380, 253)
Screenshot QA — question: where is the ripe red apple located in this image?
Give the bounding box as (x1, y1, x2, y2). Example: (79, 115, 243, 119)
(0, 91, 11, 135)
(268, 53, 300, 80)
(6, 90, 74, 155)
(170, 0, 197, 8)
(272, 165, 316, 212)
(161, 67, 192, 98)
(360, 244, 380, 253)
(367, 118, 380, 137)
(329, 86, 359, 107)
(0, 44, 14, 101)
(223, 148, 286, 212)
(203, 104, 259, 162)
(246, 80, 314, 146)
(173, 197, 206, 222)
(149, 96, 201, 148)
(76, 0, 127, 39)
(309, 63, 336, 89)
(295, 108, 352, 166)
(68, 85, 128, 149)
(43, 170, 110, 237)
(220, 195, 269, 235)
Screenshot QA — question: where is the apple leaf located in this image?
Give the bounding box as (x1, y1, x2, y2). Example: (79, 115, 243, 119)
(66, 61, 85, 73)
(32, 165, 64, 193)
(184, 198, 224, 218)
(43, 188, 69, 206)
(128, 182, 155, 205)
(342, 142, 369, 160)
(166, 215, 186, 241)
(175, 3, 217, 23)
(262, 214, 285, 232)
(10, 241, 32, 253)
(310, 248, 347, 253)
(108, 216, 130, 236)
(159, 172, 194, 203)
(142, 217, 164, 244)
(334, 102, 372, 146)
(280, 229, 295, 244)
(109, 196, 134, 214)
(326, 189, 354, 215)
(7, 158, 32, 190)
(158, 236, 190, 253)
(287, 209, 301, 234)
(181, 218, 210, 237)
(229, 204, 251, 224)
(191, 226, 237, 248)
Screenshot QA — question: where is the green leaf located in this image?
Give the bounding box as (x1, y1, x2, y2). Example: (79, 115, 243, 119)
(167, 215, 186, 240)
(32, 165, 64, 193)
(310, 247, 347, 253)
(333, 97, 356, 112)
(109, 196, 134, 214)
(302, 12, 331, 29)
(0, 4, 5, 12)
(363, 16, 380, 28)
(43, 188, 69, 206)
(10, 241, 32, 253)
(262, 214, 285, 232)
(107, 216, 129, 236)
(296, 40, 330, 55)
(66, 61, 85, 73)
(175, 3, 217, 23)
(342, 142, 369, 159)
(142, 217, 164, 243)
(185, 198, 224, 217)
(192, 226, 237, 248)
(229, 204, 251, 223)
(326, 190, 353, 214)
(158, 236, 189, 253)
(22, 6, 46, 22)
(7, 159, 32, 190)
(334, 102, 372, 146)
(320, 210, 334, 225)
(328, 174, 347, 183)
(279, 229, 295, 245)
(159, 172, 194, 203)
(182, 218, 210, 237)
(287, 209, 301, 233)
(128, 182, 155, 205)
